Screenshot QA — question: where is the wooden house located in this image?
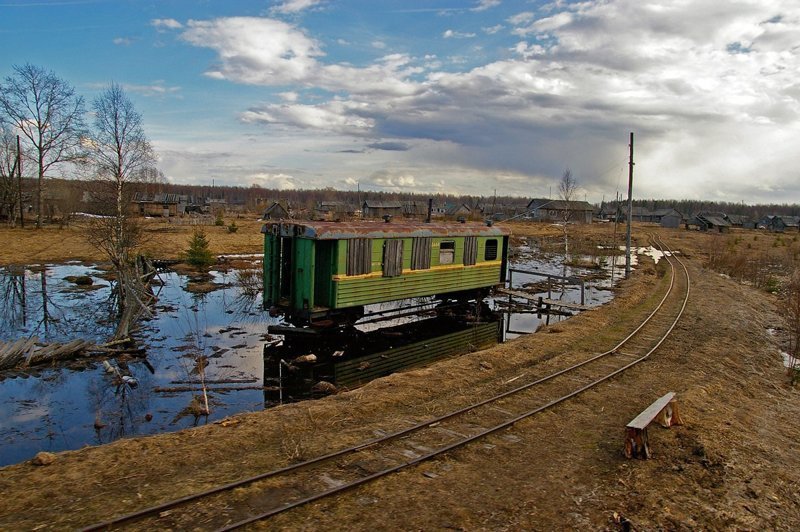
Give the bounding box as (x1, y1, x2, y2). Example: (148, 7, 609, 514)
(314, 201, 359, 221)
(263, 201, 290, 220)
(527, 198, 594, 224)
(362, 200, 403, 219)
(130, 192, 189, 217)
(695, 212, 731, 232)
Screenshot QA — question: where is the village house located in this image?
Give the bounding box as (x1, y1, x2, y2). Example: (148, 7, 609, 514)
(314, 201, 359, 221)
(262, 201, 291, 220)
(694, 212, 731, 232)
(527, 198, 594, 224)
(130, 192, 189, 217)
(402, 200, 428, 219)
(765, 215, 800, 233)
(362, 200, 403, 219)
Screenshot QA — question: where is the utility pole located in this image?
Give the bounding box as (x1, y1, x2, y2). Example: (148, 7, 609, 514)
(625, 132, 634, 278)
(17, 135, 24, 228)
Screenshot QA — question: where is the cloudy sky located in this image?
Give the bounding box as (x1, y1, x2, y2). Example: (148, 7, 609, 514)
(2, 0, 799, 203)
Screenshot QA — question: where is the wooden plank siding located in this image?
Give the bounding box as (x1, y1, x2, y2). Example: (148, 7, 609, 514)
(333, 262, 503, 307)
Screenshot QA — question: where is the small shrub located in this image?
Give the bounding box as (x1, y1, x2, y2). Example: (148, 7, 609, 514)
(186, 229, 215, 267)
(227, 221, 238, 233)
(214, 211, 224, 226)
(765, 276, 780, 293)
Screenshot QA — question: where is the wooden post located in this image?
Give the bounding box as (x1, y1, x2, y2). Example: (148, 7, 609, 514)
(625, 132, 634, 278)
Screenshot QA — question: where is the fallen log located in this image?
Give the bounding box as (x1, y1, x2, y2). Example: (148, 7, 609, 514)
(154, 385, 279, 393)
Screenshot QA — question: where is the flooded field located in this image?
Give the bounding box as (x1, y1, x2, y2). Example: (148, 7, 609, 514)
(0, 244, 642, 466)
(0, 262, 278, 467)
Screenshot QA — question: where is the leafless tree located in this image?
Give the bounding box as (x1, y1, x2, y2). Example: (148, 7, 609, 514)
(84, 83, 156, 338)
(0, 64, 86, 228)
(0, 126, 19, 225)
(84, 83, 155, 269)
(558, 168, 578, 259)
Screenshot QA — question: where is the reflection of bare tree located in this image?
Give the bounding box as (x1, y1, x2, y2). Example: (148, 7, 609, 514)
(0, 266, 27, 331)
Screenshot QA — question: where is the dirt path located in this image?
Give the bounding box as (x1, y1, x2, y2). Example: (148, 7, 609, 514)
(0, 231, 797, 530)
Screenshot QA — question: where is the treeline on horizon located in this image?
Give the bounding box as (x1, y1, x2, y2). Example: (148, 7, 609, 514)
(30, 177, 800, 219)
(139, 180, 800, 218)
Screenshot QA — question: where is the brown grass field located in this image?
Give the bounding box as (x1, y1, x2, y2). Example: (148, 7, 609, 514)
(0, 217, 266, 266)
(1, 218, 799, 529)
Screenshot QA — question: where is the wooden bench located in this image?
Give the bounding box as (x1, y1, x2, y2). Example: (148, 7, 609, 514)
(624, 392, 683, 459)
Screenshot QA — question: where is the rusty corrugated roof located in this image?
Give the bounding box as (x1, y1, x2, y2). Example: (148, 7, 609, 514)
(261, 220, 510, 239)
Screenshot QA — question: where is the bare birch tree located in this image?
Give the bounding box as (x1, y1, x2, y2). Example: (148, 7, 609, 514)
(85, 83, 154, 269)
(0, 64, 85, 228)
(558, 168, 578, 260)
(84, 83, 156, 338)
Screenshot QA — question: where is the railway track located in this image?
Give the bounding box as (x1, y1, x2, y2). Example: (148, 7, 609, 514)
(84, 234, 690, 531)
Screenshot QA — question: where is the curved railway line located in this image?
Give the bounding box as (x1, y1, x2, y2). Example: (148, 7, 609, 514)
(84, 233, 690, 531)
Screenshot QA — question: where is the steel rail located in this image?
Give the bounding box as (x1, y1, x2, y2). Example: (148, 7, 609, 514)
(83, 234, 690, 532)
(219, 233, 691, 530)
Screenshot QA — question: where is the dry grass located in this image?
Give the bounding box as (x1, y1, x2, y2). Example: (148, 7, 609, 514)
(0, 216, 264, 266)
(0, 221, 799, 530)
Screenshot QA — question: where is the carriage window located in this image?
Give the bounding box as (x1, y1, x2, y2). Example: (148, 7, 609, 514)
(463, 236, 477, 266)
(347, 238, 372, 275)
(411, 237, 431, 270)
(484, 239, 498, 261)
(439, 240, 455, 265)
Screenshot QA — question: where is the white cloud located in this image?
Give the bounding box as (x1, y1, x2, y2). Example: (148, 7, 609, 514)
(471, 0, 501, 12)
(181, 17, 322, 85)
(113, 37, 133, 46)
(180, 17, 420, 97)
(507, 12, 535, 26)
(483, 24, 504, 34)
(248, 172, 297, 190)
(122, 81, 181, 98)
(371, 40, 387, 49)
(241, 101, 375, 135)
(362, 171, 419, 191)
(151, 18, 183, 30)
(271, 0, 324, 14)
(443, 29, 477, 39)
(174, 2, 800, 201)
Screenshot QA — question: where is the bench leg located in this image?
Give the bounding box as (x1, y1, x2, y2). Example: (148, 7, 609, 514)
(655, 400, 684, 428)
(624, 427, 650, 459)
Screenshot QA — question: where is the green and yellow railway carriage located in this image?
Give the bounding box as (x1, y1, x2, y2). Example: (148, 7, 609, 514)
(262, 220, 510, 325)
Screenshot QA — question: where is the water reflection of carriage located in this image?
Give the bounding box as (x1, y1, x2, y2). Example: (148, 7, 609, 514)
(262, 220, 510, 327)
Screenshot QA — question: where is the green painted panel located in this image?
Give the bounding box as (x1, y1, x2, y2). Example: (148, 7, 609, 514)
(334, 264, 502, 307)
(292, 239, 315, 310)
(263, 233, 280, 307)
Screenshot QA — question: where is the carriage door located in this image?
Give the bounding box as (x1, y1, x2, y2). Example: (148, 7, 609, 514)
(278, 236, 293, 302)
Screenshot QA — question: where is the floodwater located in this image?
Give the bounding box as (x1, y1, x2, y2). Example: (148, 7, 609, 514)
(493, 242, 628, 339)
(0, 245, 643, 466)
(0, 262, 278, 467)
